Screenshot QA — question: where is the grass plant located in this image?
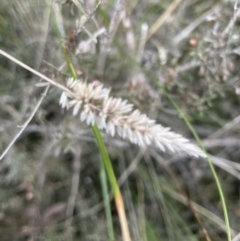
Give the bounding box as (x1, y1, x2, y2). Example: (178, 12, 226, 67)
(0, 0, 239, 240)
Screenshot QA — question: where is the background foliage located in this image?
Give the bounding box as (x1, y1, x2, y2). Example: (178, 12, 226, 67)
(0, 0, 240, 240)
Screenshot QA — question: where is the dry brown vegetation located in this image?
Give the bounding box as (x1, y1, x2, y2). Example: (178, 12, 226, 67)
(0, 0, 240, 240)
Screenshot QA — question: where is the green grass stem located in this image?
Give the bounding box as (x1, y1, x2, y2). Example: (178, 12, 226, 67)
(99, 155, 115, 241)
(114, 43, 231, 241)
(46, 2, 131, 240)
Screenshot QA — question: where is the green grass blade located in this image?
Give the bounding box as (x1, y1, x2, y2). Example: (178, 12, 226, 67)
(92, 124, 131, 241)
(159, 89, 231, 241)
(92, 125, 120, 196)
(99, 156, 115, 241)
(46, 2, 131, 239)
(114, 43, 231, 241)
(44, 0, 77, 79)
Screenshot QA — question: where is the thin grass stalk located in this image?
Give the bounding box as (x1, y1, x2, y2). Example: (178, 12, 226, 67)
(0, 85, 49, 160)
(0, 50, 72, 94)
(115, 45, 231, 241)
(146, 0, 184, 40)
(99, 156, 115, 241)
(141, 65, 231, 241)
(149, 149, 212, 241)
(160, 90, 231, 241)
(92, 125, 131, 241)
(46, 2, 131, 240)
(44, 0, 77, 79)
(138, 165, 236, 237)
(0, 48, 132, 240)
(71, 0, 87, 15)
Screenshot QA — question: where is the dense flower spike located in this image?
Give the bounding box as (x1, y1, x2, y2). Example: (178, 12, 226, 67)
(60, 78, 206, 158)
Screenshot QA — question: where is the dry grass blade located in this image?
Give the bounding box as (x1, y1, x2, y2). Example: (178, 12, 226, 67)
(172, 6, 218, 45)
(71, 0, 87, 15)
(97, 0, 125, 76)
(159, 181, 237, 237)
(147, 0, 184, 40)
(0, 49, 73, 96)
(0, 86, 49, 160)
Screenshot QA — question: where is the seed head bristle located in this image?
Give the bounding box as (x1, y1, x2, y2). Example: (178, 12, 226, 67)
(60, 78, 206, 158)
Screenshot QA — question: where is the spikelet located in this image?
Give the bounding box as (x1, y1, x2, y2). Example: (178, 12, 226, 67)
(60, 78, 206, 158)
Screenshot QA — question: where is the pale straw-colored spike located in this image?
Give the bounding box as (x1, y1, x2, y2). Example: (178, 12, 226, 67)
(59, 78, 206, 158)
